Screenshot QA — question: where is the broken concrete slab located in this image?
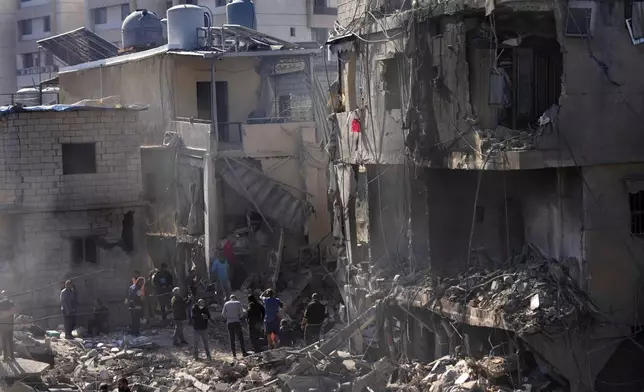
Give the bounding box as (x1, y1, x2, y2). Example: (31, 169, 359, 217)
(282, 376, 341, 392)
(0, 358, 50, 379)
(352, 357, 395, 392)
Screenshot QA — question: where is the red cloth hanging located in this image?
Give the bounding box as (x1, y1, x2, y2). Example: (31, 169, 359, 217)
(351, 117, 362, 133)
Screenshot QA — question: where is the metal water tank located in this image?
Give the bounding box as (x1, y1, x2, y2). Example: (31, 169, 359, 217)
(226, 0, 257, 30)
(167, 5, 209, 50)
(160, 18, 168, 41)
(121, 9, 164, 50)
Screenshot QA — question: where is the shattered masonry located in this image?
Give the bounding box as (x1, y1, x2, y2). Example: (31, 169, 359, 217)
(327, 0, 644, 391)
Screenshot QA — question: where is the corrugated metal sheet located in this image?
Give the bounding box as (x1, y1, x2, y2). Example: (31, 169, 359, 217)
(220, 158, 309, 233)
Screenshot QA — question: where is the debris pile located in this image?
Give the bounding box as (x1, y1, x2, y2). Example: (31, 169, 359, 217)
(393, 355, 563, 392)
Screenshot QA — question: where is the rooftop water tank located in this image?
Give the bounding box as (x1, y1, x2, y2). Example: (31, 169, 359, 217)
(227, 0, 257, 30)
(167, 4, 209, 50)
(121, 9, 164, 50)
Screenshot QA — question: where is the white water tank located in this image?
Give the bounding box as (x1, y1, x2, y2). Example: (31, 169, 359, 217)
(0, 2, 17, 105)
(167, 4, 208, 50)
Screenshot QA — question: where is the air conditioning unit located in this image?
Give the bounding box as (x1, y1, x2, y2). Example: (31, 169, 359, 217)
(565, 1, 597, 37)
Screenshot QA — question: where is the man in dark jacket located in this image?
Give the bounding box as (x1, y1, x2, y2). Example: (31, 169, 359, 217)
(246, 295, 265, 353)
(302, 293, 327, 345)
(127, 278, 145, 336)
(171, 287, 190, 346)
(60, 280, 77, 339)
(152, 263, 174, 321)
(191, 299, 212, 360)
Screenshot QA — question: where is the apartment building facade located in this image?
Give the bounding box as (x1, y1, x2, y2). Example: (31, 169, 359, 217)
(328, 0, 644, 391)
(12, 0, 85, 90)
(84, 0, 338, 48)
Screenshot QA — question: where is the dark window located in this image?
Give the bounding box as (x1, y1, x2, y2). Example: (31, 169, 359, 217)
(186, 0, 198, 4)
(290, 27, 296, 37)
(19, 19, 32, 36)
(22, 53, 34, 69)
(93, 7, 107, 25)
(381, 56, 402, 110)
(565, 7, 592, 36)
(121, 3, 130, 20)
(196, 81, 230, 141)
(62, 143, 96, 175)
(43, 16, 51, 32)
(215, 0, 226, 6)
(71, 237, 98, 263)
(279, 95, 291, 117)
(44, 52, 54, 66)
(630, 191, 644, 235)
(166, 1, 173, 12)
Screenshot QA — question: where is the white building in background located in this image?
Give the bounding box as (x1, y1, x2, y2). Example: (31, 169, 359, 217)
(14, 0, 85, 90)
(84, 0, 337, 48)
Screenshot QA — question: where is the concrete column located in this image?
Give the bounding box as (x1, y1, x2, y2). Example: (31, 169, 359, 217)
(203, 60, 220, 279)
(342, 51, 357, 110)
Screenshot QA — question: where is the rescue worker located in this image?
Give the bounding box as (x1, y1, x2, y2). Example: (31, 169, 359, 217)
(191, 299, 212, 360)
(302, 293, 327, 345)
(246, 294, 265, 353)
(60, 280, 77, 339)
(152, 263, 174, 321)
(0, 291, 15, 361)
(171, 287, 190, 346)
(260, 289, 283, 349)
(222, 294, 248, 358)
(127, 277, 145, 336)
(210, 250, 232, 303)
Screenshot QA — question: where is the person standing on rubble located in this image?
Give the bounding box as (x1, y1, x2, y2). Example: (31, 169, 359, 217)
(246, 294, 265, 353)
(127, 277, 145, 336)
(260, 289, 283, 349)
(0, 291, 15, 361)
(191, 299, 212, 360)
(152, 263, 174, 321)
(185, 267, 197, 325)
(210, 250, 232, 303)
(222, 294, 248, 358)
(60, 280, 77, 339)
(171, 287, 190, 346)
(302, 293, 327, 345)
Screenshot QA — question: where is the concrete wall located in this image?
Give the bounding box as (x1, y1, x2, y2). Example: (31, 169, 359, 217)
(582, 164, 644, 325)
(0, 110, 142, 209)
(0, 109, 146, 327)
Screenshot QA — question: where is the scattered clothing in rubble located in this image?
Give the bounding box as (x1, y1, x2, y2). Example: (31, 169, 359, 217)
(192, 299, 211, 360)
(278, 320, 294, 348)
(152, 264, 174, 321)
(171, 287, 190, 346)
(0, 293, 15, 361)
(127, 278, 145, 336)
(303, 294, 327, 345)
(88, 299, 109, 336)
(60, 280, 77, 339)
(246, 295, 265, 353)
(222, 294, 248, 358)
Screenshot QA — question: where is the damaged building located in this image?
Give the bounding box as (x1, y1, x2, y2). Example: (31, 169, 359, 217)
(0, 105, 147, 327)
(327, 0, 644, 391)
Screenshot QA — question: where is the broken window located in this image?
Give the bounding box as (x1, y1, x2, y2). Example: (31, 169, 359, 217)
(196, 81, 230, 141)
(62, 143, 96, 175)
(470, 12, 563, 130)
(630, 191, 644, 235)
(565, 3, 596, 37)
(380, 56, 402, 111)
(71, 237, 98, 263)
(625, 0, 644, 44)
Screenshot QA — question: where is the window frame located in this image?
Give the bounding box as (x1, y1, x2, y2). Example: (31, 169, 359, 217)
(93, 7, 108, 25)
(43, 15, 51, 33)
(121, 3, 131, 21)
(71, 237, 98, 264)
(61, 143, 97, 175)
(19, 19, 33, 37)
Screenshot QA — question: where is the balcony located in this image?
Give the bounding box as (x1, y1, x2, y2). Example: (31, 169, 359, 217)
(173, 118, 317, 158)
(17, 65, 58, 76)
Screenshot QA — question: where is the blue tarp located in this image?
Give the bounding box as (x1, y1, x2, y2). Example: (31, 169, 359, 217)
(0, 104, 148, 117)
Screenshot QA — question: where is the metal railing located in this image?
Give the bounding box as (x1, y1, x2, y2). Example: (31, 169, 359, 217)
(16, 65, 59, 76)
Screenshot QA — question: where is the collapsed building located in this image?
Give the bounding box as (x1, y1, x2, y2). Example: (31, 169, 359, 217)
(325, 0, 644, 391)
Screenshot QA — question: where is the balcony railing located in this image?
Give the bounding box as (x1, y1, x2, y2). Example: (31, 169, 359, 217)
(313, 6, 337, 14)
(17, 65, 58, 76)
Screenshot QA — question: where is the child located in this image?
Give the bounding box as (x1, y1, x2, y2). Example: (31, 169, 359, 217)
(278, 319, 294, 348)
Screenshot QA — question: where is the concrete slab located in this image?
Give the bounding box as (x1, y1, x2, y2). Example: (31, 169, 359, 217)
(0, 358, 50, 379)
